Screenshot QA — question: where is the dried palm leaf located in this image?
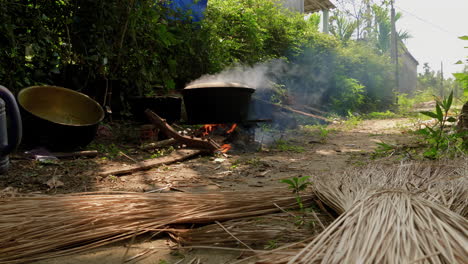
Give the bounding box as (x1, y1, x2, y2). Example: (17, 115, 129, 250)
(0, 190, 313, 264)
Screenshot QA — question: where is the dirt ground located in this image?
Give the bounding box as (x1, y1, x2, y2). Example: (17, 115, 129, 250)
(0, 117, 420, 264)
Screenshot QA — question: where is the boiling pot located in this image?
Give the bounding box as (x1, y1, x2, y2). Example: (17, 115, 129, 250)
(182, 82, 255, 124)
(0, 86, 22, 174)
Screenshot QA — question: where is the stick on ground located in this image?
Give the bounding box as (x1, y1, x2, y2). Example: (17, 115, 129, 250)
(99, 149, 204, 176)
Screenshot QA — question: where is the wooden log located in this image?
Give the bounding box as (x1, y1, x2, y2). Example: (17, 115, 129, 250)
(140, 138, 178, 151)
(145, 109, 221, 152)
(300, 105, 328, 116)
(257, 99, 331, 122)
(99, 149, 204, 176)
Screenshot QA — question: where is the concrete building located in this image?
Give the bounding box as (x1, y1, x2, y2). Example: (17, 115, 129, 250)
(398, 44, 419, 94)
(280, 0, 335, 33)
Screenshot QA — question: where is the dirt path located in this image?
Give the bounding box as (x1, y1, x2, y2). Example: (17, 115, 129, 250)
(2, 118, 417, 264)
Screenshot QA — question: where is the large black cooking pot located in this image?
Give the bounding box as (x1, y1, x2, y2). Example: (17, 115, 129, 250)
(18, 86, 104, 151)
(182, 82, 255, 124)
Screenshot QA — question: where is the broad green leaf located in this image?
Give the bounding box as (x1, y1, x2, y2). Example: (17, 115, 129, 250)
(293, 177, 299, 185)
(280, 179, 294, 186)
(455, 60, 464, 65)
(298, 176, 311, 184)
(420, 111, 438, 119)
(445, 91, 453, 111)
(435, 104, 443, 122)
(459, 36, 468, 40)
(447, 117, 457, 122)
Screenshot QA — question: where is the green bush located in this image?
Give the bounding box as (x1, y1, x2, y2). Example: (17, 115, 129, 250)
(0, 1, 72, 92)
(0, 0, 397, 117)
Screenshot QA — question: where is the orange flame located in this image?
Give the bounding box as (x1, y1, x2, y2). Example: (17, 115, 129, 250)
(220, 144, 232, 153)
(226, 124, 237, 134)
(201, 124, 237, 136)
(202, 124, 218, 136)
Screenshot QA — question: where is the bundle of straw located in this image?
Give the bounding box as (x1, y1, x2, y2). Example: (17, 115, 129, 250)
(312, 162, 467, 215)
(283, 191, 468, 264)
(256, 162, 468, 264)
(0, 190, 312, 264)
(172, 212, 332, 249)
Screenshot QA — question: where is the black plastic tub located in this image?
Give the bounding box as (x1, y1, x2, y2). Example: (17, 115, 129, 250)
(182, 82, 255, 124)
(18, 86, 104, 151)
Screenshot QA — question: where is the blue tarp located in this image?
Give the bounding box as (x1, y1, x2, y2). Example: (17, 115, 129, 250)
(166, 0, 208, 22)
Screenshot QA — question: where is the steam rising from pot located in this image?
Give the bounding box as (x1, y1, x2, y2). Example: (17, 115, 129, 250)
(188, 59, 288, 90)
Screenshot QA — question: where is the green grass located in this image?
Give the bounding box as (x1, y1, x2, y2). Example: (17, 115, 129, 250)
(342, 114, 362, 130)
(302, 125, 334, 142)
(364, 110, 398, 120)
(273, 140, 305, 153)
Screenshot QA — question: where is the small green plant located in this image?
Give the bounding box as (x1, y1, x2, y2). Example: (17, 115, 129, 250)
(149, 146, 175, 159)
(280, 176, 311, 211)
(245, 157, 262, 167)
(274, 140, 305, 153)
(374, 141, 397, 156)
(303, 125, 332, 142)
(396, 93, 415, 115)
(372, 141, 410, 159)
(418, 91, 467, 158)
(341, 112, 362, 130)
(317, 126, 331, 142)
(89, 143, 122, 159)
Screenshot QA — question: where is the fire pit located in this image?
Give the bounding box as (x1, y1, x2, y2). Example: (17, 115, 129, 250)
(182, 82, 255, 124)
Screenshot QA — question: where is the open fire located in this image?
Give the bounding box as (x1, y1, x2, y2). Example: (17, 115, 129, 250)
(201, 124, 238, 153)
(201, 124, 238, 136)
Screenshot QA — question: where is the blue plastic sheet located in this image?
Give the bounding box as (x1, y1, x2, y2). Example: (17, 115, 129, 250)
(166, 0, 208, 22)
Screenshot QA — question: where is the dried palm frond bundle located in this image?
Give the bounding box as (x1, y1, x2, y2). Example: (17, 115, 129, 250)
(256, 161, 468, 264)
(312, 162, 467, 215)
(258, 191, 468, 264)
(172, 211, 333, 249)
(0, 190, 313, 264)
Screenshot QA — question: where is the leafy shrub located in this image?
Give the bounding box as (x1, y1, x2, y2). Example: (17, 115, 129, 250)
(331, 76, 365, 115)
(396, 93, 415, 115)
(0, 1, 72, 92)
(0, 0, 397, 118)
(418, 91, 467, 159)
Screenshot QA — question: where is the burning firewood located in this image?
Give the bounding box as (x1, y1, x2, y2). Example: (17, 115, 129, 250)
(145, 109, 222, 153)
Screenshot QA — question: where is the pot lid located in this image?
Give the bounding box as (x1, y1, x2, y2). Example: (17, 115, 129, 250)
(185, 82, 253, 89)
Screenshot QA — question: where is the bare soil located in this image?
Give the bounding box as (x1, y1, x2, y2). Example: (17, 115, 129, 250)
(1, 117, 419, 264)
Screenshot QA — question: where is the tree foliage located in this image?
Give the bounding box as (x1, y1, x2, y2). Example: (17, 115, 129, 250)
(0, 0, 398, 115)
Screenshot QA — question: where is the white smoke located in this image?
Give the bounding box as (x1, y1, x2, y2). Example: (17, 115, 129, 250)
(188, 59, 289, 89)
(187, 57, 329, 108)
